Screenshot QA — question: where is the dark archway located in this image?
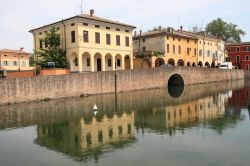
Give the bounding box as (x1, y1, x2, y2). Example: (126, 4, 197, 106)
(205, 62, 210, 68)
(177, 59, 184, 66)
(187, 62, 191, 67)
(211, 62, 216, 68)
(168, 59, 175, 66)
(168, 74, 184, 98)
(124, 55, 130, 70)
(142, 59, 150, 68)
(168, 74, 184, 86)
(192, 62, 196, 67)
(155, 58, 165, 67)
(198, 61, 203, 67)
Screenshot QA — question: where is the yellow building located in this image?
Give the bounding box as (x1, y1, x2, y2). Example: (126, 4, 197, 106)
(133, 27, 198, 68)
(0, 48, 33, 71)
(181, 31, 226, 67)
(30, 10, 136, 72)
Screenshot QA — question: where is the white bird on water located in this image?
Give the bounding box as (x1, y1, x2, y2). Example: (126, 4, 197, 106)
(93, 104, 98, 116)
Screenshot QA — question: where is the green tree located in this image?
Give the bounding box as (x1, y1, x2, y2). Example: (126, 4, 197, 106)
(29, 53, 35, 67)
(205, 18, 246, 43)
(36, 27, 67, 68)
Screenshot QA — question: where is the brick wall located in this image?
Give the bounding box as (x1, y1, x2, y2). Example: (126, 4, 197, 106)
(0, 67, 244, 105)
(7, 71, 35, 78)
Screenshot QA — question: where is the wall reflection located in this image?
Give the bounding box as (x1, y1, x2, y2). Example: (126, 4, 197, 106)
(0, 80, 247, 162)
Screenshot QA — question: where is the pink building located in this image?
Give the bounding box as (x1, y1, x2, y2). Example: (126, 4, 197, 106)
(0, 48, 33, 71)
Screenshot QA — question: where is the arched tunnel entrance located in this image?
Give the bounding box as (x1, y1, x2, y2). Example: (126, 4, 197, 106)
(167, 74, 185, 98)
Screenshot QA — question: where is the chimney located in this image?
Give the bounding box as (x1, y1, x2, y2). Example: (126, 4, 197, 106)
(139, 30, 142, 36)
(171, 28, 174, 34)
(20, 47, 24, 52)
(180, 26, 183, 34)
(90, 9, 94, 17)
(134, 31, 137, 36)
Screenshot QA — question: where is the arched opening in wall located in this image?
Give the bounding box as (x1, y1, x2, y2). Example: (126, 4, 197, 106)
(198, 61, 203, 67)
(142, 59, 151, 68)
(115, 54, 122, 70)
(211, 62, 216, 68)
(192, 62, 196, 67)
(124, 55, 130, 70)
(94, 53, 102, 71)
(187, 62, 191, 67)
(105, 53, 113, 71)
(205, 62, 210, 68)
(70, 52, 78, 72)
(167, 74, 184, 98)
(155, 58, 165, 67)
(82, 52, 91, 72)
(168, 59, 175, 66)
(177, 59, 184, 66)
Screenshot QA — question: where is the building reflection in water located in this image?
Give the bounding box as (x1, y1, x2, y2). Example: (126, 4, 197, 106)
(0, 80, 247, 162)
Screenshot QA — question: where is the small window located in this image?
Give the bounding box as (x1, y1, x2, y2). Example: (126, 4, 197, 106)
(13, 61, 18, 66)
(116, 35, 120, 46)
(74, 57, 78, 66)
(187, 48, 190, 55)
(39, 32, 42, 35)
(57, 27, 60, 30)
(246, 55, 249, 61)
(142, 47, 146, 52)
(173, 45, 175, 54)
(83, 23, 88, 26)
(116, 28, 120, 31)
(125, 36, 129, 47)
(228, 48, 231, 52)
(187, 39, 190, 43)
(86, 133, 92, 145)
(4, 55, 7, 57)
(118, 126, 123, 136)
(194, 48, 197, 55)
(83, 31, 89, 43)
(45, 40, 48, 48)
(178, 45, 181, 54)
(246, 64, 250, 70)
(95, 32, 100, 44)
(106, 27, 110, 30)
(237, 48, 240, 52)
(178, 38, 181, 42)
(167, 44, 170, 53)
(125, 30, 129, 33)
(98, 131, 103, 143)
(4, 61, 8, 66)
(106, 34, 111, 45)
(71, 31, 75, 43)
(87, 58, 90, 67)
(39, 39, 43, 49)
(142, 38, 146, 42)
(95, 25, 100, 28)
(109, 128, 113, 139)
(127, 124, 131, 135)
(236, 56, 240, 62)
(71, 23, 75, 26)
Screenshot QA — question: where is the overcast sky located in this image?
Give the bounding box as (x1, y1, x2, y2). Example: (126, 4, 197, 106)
(0, 0, 249, 52)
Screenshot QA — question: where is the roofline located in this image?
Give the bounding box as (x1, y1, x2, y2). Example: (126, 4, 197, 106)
(225, 42, 250, 46)
(29, 15, 136, 33)
(133, 31, 198, 40)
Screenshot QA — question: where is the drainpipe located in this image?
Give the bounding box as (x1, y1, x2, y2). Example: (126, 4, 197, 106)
(30, 31, 37, 75)
(62, 20, 68, 69)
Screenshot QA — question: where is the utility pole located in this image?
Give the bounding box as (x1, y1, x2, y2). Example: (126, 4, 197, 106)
(77, 0, 83, 14)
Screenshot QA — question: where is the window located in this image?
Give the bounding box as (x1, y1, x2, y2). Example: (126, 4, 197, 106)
(108, 59, 112, 67)
(87, 58, 90, 67)
(178, 45, 181, 54)
(125, 37, 129, 47)
(57, 27, 60, 30)
(142, 47, 146, 52)
(45, 40, 48, 48)
(237, 48, 240, 52)
(173, 37, 175, 41)
(71, 31, 75, 43)
(86, 133, 92, 145)
(83, 23, 88, 26)
(13, 61, 18, 66)
(98, 131, 103, 143)
(95, 25, 100, 28)
(106, 27, 110, 30)
(187, 39, 190, 43)
(142, 38, 146, 42)
(246, 55, 249, 61)
(167, 36, 169, 40)
(228, 48, 231, 52)
(167, 44, 170, 53)
(194, 48, 197, 55)
(246, 64, 250, 70)
(83, 31, 89, 42)
(199, 41, 202, 44)
(22, 62, 26, 66)
(39, 32, 42, 35)
(118, 126, 123, 136)
(236, 56, 240, 63)
(39, 39, 43, 49)
(3, 61, 8, 66)
(178, 38, 181, 42)
(116, 28, 120, 31)
(106, 34, 111, 45)
(187, 48, 190, 55)
(71, 23, 75, 26)
(125, 30, 129, 33)
(173, 45, 176, 54)
(95, 32, 100, 44)
(109, 128, 113, 139)
(116, 35, 120, 46)
(207, 50, 210, 56)
(228, 56, 231, 62)
(128, 124, 131, 134)
(117, 59, 121, 67)
(4, 55, 7, 57)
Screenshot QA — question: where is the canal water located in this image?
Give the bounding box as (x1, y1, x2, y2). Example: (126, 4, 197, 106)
(0, 80, 250, 166)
